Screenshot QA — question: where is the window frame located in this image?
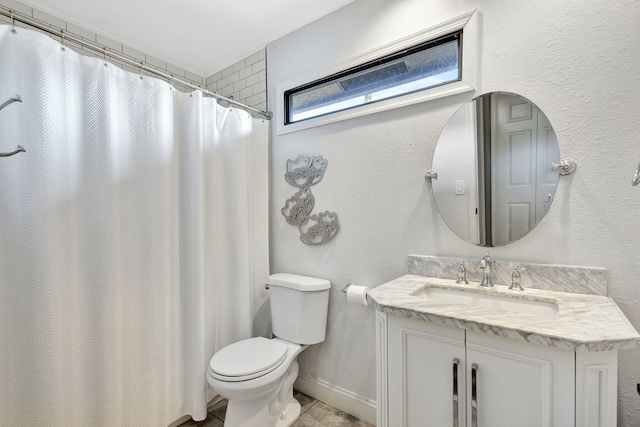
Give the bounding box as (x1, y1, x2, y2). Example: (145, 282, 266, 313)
(284, 31, 463, 125)
(275, 9, 480, 135)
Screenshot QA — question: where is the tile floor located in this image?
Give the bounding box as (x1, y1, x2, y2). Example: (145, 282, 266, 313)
(179, 390, 374, 427)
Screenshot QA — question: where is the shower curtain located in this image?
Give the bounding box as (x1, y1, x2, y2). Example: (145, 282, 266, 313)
(0, 26, 269, 426)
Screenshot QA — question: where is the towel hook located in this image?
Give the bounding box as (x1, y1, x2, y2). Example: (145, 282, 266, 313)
(632, 163, 640, 186)
(0, 146, 25, 157)
(0, 94, 26, 158)
(0, 94, 21, 111)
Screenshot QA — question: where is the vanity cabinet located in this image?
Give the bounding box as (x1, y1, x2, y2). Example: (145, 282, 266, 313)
(378, 312, 618, 427)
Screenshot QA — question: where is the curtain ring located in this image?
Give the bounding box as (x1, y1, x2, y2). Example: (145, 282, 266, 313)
(60, 29, 66, 51)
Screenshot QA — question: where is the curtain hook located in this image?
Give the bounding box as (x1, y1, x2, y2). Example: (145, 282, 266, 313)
(10, 12, 16, 34)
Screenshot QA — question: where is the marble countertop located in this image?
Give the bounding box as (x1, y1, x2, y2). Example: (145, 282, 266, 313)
(368, 275, 640, 352)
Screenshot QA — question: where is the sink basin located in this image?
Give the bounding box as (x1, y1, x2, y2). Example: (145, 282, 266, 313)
(411, 286, 559, 318)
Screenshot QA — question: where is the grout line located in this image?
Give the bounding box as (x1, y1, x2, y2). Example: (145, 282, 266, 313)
(208, 408, 225, 423)
(207, 411, 221, 422)
(301, 399, 319, 415)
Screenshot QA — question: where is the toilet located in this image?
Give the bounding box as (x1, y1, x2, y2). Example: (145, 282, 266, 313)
(207, 273, 331, 427)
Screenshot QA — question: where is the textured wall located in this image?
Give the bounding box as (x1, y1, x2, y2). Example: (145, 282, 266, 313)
(267, 0, 640, 425)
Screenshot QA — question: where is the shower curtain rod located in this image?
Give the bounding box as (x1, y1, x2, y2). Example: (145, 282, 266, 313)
(0, 7, 273, 120)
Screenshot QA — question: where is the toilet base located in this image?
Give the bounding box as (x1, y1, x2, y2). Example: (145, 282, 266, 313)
(223, 393, 302, 427)
(273, 398, 301, 427)
(220, 358, 302, 427)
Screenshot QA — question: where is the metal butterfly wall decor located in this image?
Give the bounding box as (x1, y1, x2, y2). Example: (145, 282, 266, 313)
(281, 155, 339, 246)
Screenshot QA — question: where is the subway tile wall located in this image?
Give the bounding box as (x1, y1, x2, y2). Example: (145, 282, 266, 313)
(205, 50, 268, 116)
(0, 0, 268, 113)
(0, 0, 206, 92)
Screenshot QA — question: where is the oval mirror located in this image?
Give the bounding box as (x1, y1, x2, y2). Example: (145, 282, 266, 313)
(430, 92, 560, 247)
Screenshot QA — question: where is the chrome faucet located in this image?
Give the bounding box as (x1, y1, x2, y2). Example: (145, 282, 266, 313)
(478, 252, 494, 287)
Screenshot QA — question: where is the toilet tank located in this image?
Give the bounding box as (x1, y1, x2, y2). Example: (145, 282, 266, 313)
(268, 273, 330, 345)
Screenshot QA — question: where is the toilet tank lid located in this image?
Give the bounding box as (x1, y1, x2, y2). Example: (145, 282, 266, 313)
(268, 273, 331, 291)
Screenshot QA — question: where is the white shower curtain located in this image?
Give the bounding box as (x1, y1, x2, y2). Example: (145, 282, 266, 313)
(0, 26, 269, 426)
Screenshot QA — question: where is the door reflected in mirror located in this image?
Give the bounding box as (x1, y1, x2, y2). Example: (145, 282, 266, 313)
(431, 92, 560, 247)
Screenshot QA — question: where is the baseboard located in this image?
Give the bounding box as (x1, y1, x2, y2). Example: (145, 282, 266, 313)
(294, 371, 377, 426)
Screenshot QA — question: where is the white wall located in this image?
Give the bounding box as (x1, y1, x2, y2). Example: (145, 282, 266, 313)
(267, 0, 640, 425)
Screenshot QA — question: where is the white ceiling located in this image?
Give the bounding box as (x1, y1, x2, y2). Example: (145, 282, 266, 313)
(17, 0, 357, 77)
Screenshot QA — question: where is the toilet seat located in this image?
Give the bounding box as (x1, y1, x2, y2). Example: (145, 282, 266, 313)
(209, 337, 289, 382)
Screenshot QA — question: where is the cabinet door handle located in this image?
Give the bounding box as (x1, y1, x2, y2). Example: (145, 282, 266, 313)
(452, 358, 460, 427)
(471, 363, 478, 427)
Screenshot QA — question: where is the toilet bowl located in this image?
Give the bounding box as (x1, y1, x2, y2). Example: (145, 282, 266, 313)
(207, 273, 331, 427)
(207, 337, 306, 427)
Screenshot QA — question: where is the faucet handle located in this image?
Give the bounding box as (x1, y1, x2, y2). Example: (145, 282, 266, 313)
(509, 265, 526, 291)
(455, 261, 469, 284)
(508, 264, 526, 273)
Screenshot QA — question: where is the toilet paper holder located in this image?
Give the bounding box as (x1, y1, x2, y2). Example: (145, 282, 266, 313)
(342, 281, 370, 307)
(341, 282, 354, 293)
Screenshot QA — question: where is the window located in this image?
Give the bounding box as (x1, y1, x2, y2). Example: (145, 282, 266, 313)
(275, 10, 479, 134)
(285, 31, 462, 125)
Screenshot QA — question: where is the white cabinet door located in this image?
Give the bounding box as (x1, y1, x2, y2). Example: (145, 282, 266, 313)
(388, 315, 465, 427)
(380, 312, 620, 427)
(465, 331, 575, 427)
